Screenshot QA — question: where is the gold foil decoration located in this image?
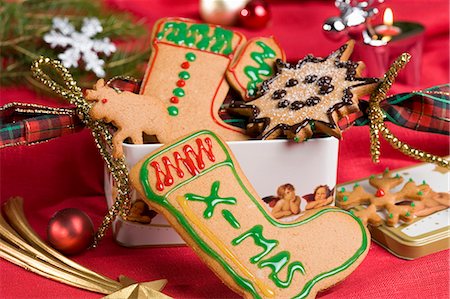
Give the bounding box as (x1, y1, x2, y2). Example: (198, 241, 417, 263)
(30, 57, 132, 246)
(0, 197, 171, 298)
(368, 53, 450, 170)
(104, 277, 170, 299)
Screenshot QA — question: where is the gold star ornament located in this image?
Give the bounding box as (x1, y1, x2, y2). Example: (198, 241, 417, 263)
(104, 277, 171, 299)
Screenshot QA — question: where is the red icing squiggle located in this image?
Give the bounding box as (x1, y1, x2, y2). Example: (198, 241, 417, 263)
(150, 137, 215, 191)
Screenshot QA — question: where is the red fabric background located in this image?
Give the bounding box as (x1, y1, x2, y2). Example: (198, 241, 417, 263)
(1, 0, 449, 298)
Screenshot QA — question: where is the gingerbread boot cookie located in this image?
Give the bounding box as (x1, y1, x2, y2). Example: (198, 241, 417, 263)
(130, 130, 369, 299)
(140, 17, 247, 141)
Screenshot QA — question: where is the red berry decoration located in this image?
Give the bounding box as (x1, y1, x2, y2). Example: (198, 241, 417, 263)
(181, 61, 190, 69)
(375, 189, 385, 197)
(170, 96, 179, 104)
(239, 0, 270, 30)
(47, 208, 94, 255)
(176, 79, 186, 87)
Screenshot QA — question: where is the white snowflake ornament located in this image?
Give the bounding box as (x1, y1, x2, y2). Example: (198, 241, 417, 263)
(44, 17, 116, 77)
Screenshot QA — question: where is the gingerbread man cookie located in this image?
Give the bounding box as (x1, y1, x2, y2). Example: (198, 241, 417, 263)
(130, 130, 369, 299)
(228, 40, 379, 141)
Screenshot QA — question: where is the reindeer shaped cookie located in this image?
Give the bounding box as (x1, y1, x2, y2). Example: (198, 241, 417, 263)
(86, 18, 260, 158)
(336, 170, 449, 226)
(85, 79, 178, 158)
(413, 186, 450, 217)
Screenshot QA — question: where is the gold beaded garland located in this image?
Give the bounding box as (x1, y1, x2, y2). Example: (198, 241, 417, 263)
(31, 57, 132, 246)
(368, 53, 450, 170)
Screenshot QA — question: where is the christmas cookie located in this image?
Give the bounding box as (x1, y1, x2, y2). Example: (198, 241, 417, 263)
(85, 79, 175, 158)
(228, 40, 379, 141)
(226, 37, 285, 101)
(130, 130, 369, 299)
(336, 170, 450, 226)
(413, 186, 450, 217)
(140, 17, 248, 141)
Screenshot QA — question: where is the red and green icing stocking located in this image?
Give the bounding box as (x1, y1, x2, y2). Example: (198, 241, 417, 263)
(140, 18, 246, 141)
(132, 130, 369, 299)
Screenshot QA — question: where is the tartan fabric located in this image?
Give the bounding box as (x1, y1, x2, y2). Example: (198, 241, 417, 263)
(355, 84, 450, 135)
(104, 79, 450, 135)
(107, 77, 141, 93)
(1, 83, 448, 148)
(0, 103, 83, 148)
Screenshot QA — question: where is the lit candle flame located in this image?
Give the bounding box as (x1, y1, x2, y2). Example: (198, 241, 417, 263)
(383, 8, 394, 27)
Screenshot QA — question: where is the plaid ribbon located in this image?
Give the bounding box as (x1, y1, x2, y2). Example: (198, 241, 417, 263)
(0, 102, 83, 148)
(353, 84, 450, 135)
(1, 82, 448, 148)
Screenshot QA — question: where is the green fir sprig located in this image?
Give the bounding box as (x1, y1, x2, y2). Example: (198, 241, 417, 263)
(0, 0, 150, 91)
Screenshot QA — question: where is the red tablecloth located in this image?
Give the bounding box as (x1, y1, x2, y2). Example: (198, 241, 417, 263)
(1, 0, 449, 298)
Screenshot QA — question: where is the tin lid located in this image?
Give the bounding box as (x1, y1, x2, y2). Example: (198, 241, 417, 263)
(336, 159, 449, 259)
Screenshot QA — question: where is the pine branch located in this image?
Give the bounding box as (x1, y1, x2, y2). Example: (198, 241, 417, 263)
(0, 0, 150, 92)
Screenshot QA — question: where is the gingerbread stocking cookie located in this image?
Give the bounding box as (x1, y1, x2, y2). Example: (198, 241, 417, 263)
(140, 17, 247, 141)
(130, 130, 369, 299)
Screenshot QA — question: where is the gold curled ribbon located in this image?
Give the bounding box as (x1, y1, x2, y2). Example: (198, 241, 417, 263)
(30, 57, 132, 246)
(368, 53, 450, 169)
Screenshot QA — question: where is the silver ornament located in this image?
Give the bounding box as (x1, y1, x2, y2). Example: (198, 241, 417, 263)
(323, 0, 384, 41)
(323, 17, 348, 41)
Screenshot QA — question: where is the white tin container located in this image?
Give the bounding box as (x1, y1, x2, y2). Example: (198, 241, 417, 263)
(105, 137, 339, 247)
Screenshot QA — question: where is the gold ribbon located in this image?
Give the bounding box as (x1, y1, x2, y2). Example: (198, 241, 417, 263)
(368, 53, 450, 170)
(30, 57, 132, 246)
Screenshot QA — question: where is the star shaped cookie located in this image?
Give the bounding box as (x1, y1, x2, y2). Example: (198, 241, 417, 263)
(229, 41, 380, 141)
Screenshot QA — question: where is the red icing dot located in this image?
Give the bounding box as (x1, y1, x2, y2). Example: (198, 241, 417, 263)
(375, 189, 385, 197)
(101, 98, 108, 103)
(176, 79, 185, 87)
(181, 62, 190, 69)
(170, 96, 179, 104)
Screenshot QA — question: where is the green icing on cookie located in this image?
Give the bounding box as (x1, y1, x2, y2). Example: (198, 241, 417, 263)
(156, 21, 234, 55)
(244, 41, 276, 97)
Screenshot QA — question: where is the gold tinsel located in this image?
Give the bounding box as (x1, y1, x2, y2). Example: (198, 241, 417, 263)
(31, 57, 132, 246)
(368, 53, 449, 169)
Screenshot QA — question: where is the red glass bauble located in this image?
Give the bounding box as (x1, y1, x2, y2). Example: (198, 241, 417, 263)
(47, 208, 94, 255)
(239, 0, 270, 29)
